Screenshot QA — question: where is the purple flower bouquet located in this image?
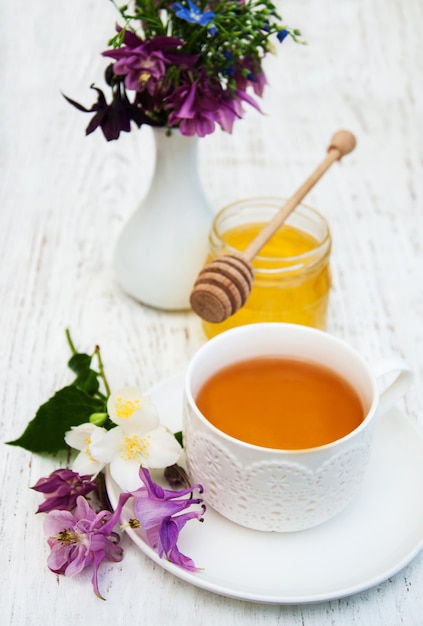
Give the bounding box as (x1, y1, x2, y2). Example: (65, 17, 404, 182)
(65, 0, 302, 140)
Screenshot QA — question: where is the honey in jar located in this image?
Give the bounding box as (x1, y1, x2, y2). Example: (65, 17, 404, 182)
(202, 197, 332, 339)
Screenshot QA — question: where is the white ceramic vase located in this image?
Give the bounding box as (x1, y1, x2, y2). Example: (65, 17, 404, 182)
(114, 128, 214, 310)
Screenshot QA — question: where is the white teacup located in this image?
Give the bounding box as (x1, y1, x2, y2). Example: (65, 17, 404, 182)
(182, 323, 413, 532)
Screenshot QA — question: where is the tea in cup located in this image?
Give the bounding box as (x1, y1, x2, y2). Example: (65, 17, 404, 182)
(182, 323, 413, 532)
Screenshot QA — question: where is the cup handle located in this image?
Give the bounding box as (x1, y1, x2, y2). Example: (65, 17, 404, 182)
(373, 357, 413, 416)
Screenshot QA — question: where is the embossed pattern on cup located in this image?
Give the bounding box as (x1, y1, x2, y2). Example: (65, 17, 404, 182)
(183, 323, 413, 532)
(184, 395, 374, 531)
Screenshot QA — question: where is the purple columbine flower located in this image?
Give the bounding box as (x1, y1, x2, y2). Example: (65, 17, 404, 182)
(213, 89, 245, 133)
(131, 467, 205, 571)
(63, 81, 151, 141)
(234, 57, 267, 97)
(103, 32, 197, 95)
(213, 83, 263, 134)
(31, 469, 98, 514)
(166, 71, 221, 137)
(172, 0, 216, 27)
(44, 492, 130, 599)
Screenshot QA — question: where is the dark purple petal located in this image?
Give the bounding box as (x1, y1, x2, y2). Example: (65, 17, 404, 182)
(62, 94, 97, 113)
(70, 83, 153, 141)
(32, 469, 97, 513)
(147, 36, 185, 51)
(164, 51, 199, 67)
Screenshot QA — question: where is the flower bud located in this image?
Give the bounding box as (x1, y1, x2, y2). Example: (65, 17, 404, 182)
(164, 464, 191, 490)
(89, 412, 108, 426)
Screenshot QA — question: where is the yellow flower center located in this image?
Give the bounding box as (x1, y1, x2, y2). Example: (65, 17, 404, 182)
(83, 436, 97, 463)
(116, 397, 141, 419)
(121, 434, 151, 461)
(56, 529, 80, 544)
(139, 71, 152, 84)
(121, 518, 142, 530)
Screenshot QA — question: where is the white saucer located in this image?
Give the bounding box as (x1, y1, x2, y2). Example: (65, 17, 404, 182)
(106, 374, 423, 604)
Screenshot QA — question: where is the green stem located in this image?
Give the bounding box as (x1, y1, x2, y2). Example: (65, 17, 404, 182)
(95, 345, 111, 398)
(65, 328, 77, 355)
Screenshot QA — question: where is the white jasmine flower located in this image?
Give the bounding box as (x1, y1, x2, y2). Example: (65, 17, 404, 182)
(64, 423, 108, 477)
(90, 387, 182, 491)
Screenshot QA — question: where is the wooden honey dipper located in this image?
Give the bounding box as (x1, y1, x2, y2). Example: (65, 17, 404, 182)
(190, 130, 356, 323)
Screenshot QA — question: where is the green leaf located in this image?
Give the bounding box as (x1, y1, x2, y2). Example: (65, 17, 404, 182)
(174, 431, 184, 447)
(73, 369, 100, 395)
(68, 353, 92, 374)
(67, 352, 100, 396)
(6, 385, 105, 454)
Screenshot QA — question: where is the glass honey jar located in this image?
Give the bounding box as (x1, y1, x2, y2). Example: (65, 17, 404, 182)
(202, 197, 332, 339)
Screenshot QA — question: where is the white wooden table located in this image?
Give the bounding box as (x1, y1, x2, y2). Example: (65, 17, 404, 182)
(1, 1, 423, 624)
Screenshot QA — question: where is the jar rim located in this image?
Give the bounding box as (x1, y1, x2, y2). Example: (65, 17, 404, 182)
(210, 196, 331, 267)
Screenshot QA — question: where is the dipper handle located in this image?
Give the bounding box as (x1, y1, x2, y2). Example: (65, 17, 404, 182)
(243, 130, 356, 260)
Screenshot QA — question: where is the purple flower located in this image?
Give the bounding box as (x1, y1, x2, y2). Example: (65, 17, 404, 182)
(132, 467, 205, 571)
(63, 82, 151, 141)
(31, 469, 98, 514)
(44, 493, 130, 599)
(212, 90, 245, 134)
(166, 65, 265, 135)
(166, 71, 221, 137)
(234, 57, 267, 97)
(103, 33, 197, 95)
(172, 1, 216, 27)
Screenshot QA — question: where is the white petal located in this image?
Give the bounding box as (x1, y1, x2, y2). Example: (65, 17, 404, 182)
(64, 423, 105, 452)
(121, 403, 160, 434)
(90, 426, 124, 463)
(110, 457, 144, 492)
(107, 387, 159, 433)
(90, 426, 108, 446)
(72, 450, 104, 477)
(107, 387, 149, 421)
(141, 426, 182, 469)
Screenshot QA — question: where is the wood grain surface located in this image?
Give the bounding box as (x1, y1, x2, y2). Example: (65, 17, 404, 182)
(1, 1, 422, 624)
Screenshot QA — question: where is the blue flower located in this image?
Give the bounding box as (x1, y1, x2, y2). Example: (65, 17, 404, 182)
(277, 29, 289, 43)
(172, 1, 216, 27)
